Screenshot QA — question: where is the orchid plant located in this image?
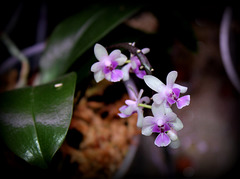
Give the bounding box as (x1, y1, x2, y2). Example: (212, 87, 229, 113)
(91, 43, 190, 147)
(0, 2, 196, 171)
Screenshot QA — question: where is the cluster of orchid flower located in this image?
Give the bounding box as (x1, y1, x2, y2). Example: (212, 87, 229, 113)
(91, 43, 190, 147)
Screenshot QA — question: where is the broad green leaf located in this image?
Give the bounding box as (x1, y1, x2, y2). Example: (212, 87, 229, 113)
(39, 4, 141, 84)
(0, 72, 76, 168)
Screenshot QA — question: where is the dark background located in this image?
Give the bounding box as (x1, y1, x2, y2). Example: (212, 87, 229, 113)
(1, 1, 240, 178)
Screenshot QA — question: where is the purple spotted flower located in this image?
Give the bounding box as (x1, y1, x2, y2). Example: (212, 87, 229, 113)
(122, 48, 150, 81)
(143, 71, 190, 109)
(118, 87, 150, 127)
(142, 103, 183, 147)
(91, 43, 127, 83)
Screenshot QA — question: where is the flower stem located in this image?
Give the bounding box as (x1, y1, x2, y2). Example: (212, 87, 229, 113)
(108, 42, 154, 75)
(138, 103, 152, 109)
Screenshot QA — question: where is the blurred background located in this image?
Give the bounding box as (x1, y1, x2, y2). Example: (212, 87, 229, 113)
(0, 1, 240, 178)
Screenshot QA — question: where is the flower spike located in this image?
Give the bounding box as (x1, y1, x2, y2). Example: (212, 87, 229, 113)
(91, 42, 190, 148)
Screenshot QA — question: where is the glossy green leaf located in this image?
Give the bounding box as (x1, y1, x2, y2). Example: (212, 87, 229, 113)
(0, 72, 76, 168)
(38, 4, 141, 84)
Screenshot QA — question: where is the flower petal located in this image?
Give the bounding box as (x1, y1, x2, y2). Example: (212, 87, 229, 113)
(152, 93, 165, 105)
(105, 72, 112, 81)
(166, 71, 178, 88)
(165, 112, 177, 123)
(172, 88, 180, 98)
(126, 85, 138, 101)
(135, 69, 146, 79)
(152, 103, 165, 117)
(136, 109, 144, 128)
(94, 43, 108, 61)
(171, 117, 183, 131)
(91, 62, 102, 72)
(142, 48, 150, 54)
(173, 83, 188, 93)
(109, 49, 121, 59)
(94, 70, 105, 83)
(176, 95, 190, 109)
(144, 75, 165, 93)
(130, 56, 139, 69)
(137, 89, 144, 101)
(142, 116, 155, 136)
(122, 64, 131, 81)
(118, 112, 129, 118)
(120, 104, 136, 116)
(125, 99, 136, 106)
(152, 124, 161, 133)
(111, 69, 123, 82)
(115, 54, 127, 65)
(154, 133, 171, 147)
(167, 96, 175, 105)
(140, 96, 150, 104)
(167, 130, 178, 141)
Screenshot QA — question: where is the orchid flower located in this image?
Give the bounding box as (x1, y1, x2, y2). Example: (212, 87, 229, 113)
(142, 103, 183, 147)
(91, 43, 127, 83)
(122, 47, 150, 81)
(118, 87, 150, 127)
(143, 71, 190, 109)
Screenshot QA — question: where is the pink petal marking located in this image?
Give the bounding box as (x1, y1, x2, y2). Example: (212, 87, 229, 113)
(111, 69, 123, 82)
(172, 88, 180, 98)
(176, 95, 190, 109)
(154, 133, 171, 147)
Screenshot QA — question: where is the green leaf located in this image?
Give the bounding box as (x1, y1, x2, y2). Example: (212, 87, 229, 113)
(39, 4, 141, 84)
(0, 72, 77, 168)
